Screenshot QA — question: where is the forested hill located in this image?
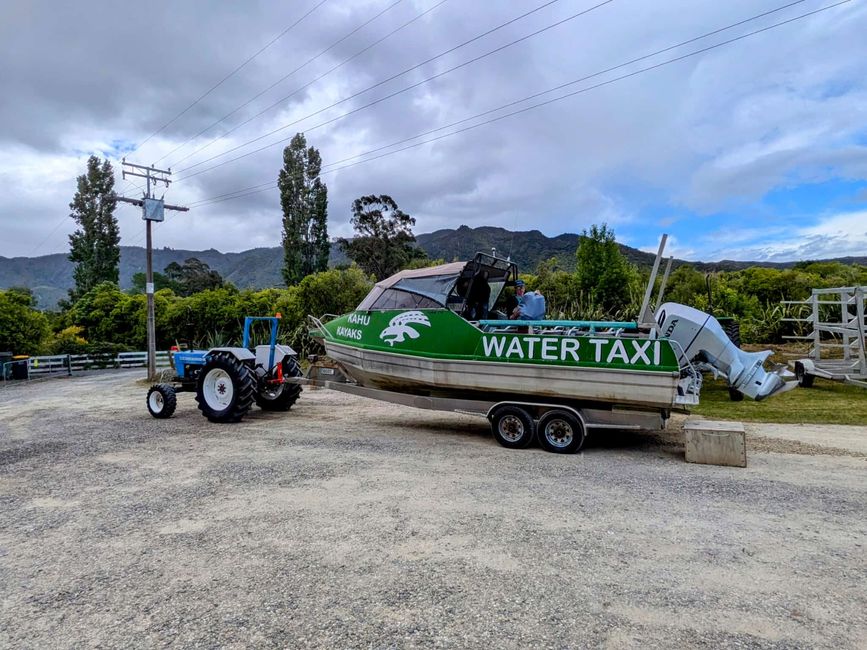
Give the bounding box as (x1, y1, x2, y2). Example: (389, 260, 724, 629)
(2, 225, 865, 309)
(416, 225, 657, 268)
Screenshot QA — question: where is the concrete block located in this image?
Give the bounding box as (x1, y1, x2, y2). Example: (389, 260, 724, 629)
(684, 419, 746, 468)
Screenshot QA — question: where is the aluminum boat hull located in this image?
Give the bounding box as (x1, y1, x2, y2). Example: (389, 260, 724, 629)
(324, 340, 681, 410)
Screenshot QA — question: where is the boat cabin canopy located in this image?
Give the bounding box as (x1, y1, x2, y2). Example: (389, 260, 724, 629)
(356, 252, 518, 315)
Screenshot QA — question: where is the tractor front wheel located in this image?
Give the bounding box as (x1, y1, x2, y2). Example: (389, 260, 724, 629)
(255, 357, 303, 411)
(147, 384, 177, 419)
(195, 352, 256, 423)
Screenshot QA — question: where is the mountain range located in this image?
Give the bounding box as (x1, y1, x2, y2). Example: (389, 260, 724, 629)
(2, 225, 864, 309)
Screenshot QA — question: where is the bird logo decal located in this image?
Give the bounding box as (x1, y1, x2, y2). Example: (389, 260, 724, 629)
(379, 311, 431, 346)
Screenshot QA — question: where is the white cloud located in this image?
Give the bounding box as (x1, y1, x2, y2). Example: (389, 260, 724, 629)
(1, 0, 866, 262)
(703, 210, 867, 261)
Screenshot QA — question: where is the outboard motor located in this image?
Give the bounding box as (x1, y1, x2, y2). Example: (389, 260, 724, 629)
(654, 302, 796, 401)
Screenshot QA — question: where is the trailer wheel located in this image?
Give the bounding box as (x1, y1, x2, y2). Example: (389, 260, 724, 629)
(146, 384, 177, 419)
(537, 410, 585, 454)
(794, 362, 815, 388)
(490, 405, 535, 449)
(195, 352, 256, 423)
(255, 357, 303, 411)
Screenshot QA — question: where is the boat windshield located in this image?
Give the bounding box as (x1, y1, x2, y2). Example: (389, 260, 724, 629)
(394, 274, 459, 304)
(355, 254, 517, 314)
(447, 253, 517, 315)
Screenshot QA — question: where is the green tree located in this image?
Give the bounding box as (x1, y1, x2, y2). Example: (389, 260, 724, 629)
(67, 282, 130, 344)
(278, 133, 329, 285)
(338, 194, 427, 281)
(533, 258, 582, 318)
(165, 285, 244, 347)
(295, 267, 373, 318)
(68, 155, 120, 301)
(575, 224, 640, 315)
(130, 271, 178, 294)
(662, 265, 708, 308)
(0, 290, 51, 355)
(163, 257, 223, 296)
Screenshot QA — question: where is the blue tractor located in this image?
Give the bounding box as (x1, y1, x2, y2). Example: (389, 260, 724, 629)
(146, 316, 302, 423)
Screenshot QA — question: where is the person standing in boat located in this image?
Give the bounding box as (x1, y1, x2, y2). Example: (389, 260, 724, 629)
(511, 280, 546, 320)
(464, 269, 491, 320)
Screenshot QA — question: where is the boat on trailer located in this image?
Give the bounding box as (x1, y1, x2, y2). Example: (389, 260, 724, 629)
(307, 250, 794, 453)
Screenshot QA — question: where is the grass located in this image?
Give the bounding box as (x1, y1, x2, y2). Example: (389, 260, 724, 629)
(692, 377, 867, 425)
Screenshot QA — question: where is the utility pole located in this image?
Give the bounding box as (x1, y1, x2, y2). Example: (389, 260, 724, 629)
(116, 160, 188, 381)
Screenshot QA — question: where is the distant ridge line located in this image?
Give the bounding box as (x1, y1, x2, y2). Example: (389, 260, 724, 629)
(2, 225, 864, 309)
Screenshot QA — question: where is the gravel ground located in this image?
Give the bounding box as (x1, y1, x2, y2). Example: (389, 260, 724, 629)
(0, 371, 865, 649)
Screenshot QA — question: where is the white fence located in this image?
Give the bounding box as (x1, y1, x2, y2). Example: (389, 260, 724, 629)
(3, 351, 171, 380)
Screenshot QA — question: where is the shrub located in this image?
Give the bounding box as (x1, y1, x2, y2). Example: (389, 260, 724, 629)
(48, 326, 88, 355)
(0, 289, 51, 355)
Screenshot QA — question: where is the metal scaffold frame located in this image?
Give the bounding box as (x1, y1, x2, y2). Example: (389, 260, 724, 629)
(782, 286, 867, 388)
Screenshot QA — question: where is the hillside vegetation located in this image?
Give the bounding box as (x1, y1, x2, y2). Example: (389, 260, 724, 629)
(2, 226, 865, 360)
(4, 226, 865, 309)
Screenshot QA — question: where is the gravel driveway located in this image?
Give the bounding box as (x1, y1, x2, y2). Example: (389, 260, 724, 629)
(1, 371, 865, 649)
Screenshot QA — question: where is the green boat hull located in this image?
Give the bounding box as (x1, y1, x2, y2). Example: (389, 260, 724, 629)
(318, 309, 687, 410)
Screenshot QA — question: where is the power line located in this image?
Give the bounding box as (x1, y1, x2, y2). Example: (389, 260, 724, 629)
(157, 0, 407, 166)
(188, 180, 276, 207)
(132, 0, 331, 154)
(28, 218, 71, 257)
(314, 1, 856, 175)
(168, 0, 448, 169)
(317, 0, 813, 171)
(175, 0, 614, 179)
(187, 0, 850, 208)
(27, 170, 145, 257)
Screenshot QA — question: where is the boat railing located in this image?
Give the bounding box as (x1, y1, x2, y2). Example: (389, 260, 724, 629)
(477, 319, 638, 336)
(308, 314, 337, 341)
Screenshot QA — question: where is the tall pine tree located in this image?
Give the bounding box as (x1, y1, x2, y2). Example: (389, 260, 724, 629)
(68, 155, 120, 301)
(278, 133, 329, 285)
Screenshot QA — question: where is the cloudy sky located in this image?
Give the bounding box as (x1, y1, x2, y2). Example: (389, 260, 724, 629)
(2, 0, 866, 262)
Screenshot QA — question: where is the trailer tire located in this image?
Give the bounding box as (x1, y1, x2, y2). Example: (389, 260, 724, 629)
(146, 384, 177, 419)
(537, 410, 585, 454)
(795, 362, 815, 388)
(490, 405, 535, 450)
(255, 357, 303, 411)
(195, 352, 256, 423)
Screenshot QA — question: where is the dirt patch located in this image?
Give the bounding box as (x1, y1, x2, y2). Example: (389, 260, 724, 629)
(0, 371, 865, 648)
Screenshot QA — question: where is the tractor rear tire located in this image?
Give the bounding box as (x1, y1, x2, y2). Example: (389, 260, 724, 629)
(255, 357, 303, 411)
(721, 320, 742, 348)
(147, 384, 177, 419)
(721, 320, 744, 401)
(195, 352, 256, 423)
